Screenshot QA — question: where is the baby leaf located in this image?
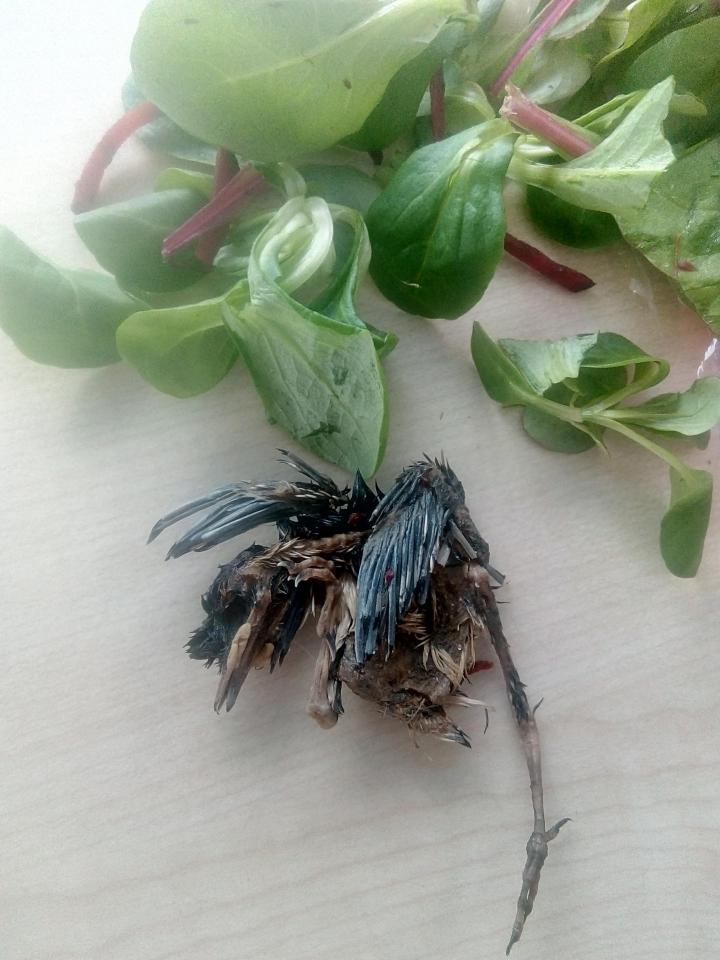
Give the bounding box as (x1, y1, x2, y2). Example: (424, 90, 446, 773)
(522, 404, 599, 453)
(154, 167, 215, 199)
(615, 137, 720, 333)
(116, 296, 238, 398)
(499, 333, 599, 393)
(223, 287, 388, 478)
(131, 0, 471, 162)
(222, 197, 390, 475)
(367, 120, 514, 319)
(526, 185, 621, 248)
(603, 377, 720, 436)
(75, 189, 207, 293)
(298, 165, 381, 217)
(122, 75, 216, 165)
(622, 19, 720, 144)
(345, 20, 468, 151)
(661, 466, 713, 578)
(597, 0, 680, 63)
(0, 226, 140, 367)
(510, 78, 675, 216)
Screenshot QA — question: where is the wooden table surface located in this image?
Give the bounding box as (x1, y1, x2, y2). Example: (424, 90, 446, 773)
(1, 4, 718, 959)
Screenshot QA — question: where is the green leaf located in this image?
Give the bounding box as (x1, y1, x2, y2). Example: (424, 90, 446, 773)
(122, 75, 216, 165)
(223, 286, 388, 478)
(604, 377, 720, 436)
(154, 167, 215, 199)
(298, 165, 381, 216)
(345, 20, 468, 151)
(622, 19, 720, 144)
(131, 0, 472, 162)
(116, 296, 238, 398)
(222, 196, 390, 475)
(74, 189, 207, 293)
(510, 78, 675, 216)
(526, 185, 620, 248)
(548, 0, 613, 39)
(0, 226, 140, 367)
(470, 322, 540, 406)
(597, 0, 682, 63)
(367, 120, 514, 319)
(615, 137, 720, 333)
(660, 465, 713, 577)
(499, 333, 598, 393)
(522, 405, 599, 452)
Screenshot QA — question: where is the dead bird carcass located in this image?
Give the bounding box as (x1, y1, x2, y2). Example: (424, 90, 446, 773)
(150, 452, 568, 952)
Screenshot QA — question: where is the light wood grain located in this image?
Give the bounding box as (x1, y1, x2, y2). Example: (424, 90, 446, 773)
(1, 4, 718, 958)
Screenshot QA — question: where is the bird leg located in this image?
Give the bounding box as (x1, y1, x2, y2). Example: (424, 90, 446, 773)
(463, 563, 569, 955)
(306, 639, 338, 729)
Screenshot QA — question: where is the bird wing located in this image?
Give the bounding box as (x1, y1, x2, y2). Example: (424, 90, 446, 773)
(355, 469, 448, 662)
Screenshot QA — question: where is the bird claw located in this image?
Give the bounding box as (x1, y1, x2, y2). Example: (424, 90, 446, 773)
(506, 818, 570, 955)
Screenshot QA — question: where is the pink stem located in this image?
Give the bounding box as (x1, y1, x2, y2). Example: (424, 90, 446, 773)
(504, 233, 595, 292)
(162, 165, 264, 259)
(195, 149, 240, 265)
(501, 83, 595, 157)
(72, 101, 161, 213)
(490, 0, 582, 97)
(430, 69, 446, 141)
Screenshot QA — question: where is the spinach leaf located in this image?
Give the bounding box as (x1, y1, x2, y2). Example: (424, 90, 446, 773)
(345, 20, 468, 151)
(298, 165, 381, 217)
(660, 465, 713, 578)
(0, 226, 140, 367)
(122, 75, 216, 165)
(510, 78, 675, 216)
(131, 0, 472, 162)
(526, 185, 620, 248)
(222, 196, 390, 475)
(602, 377, 720, 436)
(74, 189, 207, 293)
(366, 120, 514, 319)
(615, 137, 720, 333)
(622, 18, 720, 144)
(596, 0, 682, 63)
(154, 167, 215, 199)
(116, 296, 239, 398)
(471, 323, 719, 576)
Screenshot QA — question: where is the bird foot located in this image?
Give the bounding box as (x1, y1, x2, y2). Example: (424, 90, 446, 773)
(506, 818, 570, 955)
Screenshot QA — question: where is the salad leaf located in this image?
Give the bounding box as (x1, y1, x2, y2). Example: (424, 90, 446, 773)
(345, 20, 468, 151)
(0, 226, 140, 367)
(298, 165, 381, 217)
(122, 74, 216, 165)
(622, 18, 720, 144)
(526, 185, 621, 248)
(601, 377, 720, 436)
(615, 137, 720, 333)
(366, 120, 514, 319)
(222, 196, 390, 475)
(660, 465, 713, 578)
(74, 189, 208, 293)
(116, 296, 238, 398)
(471, 323, 719, 576)
(510, 78, 675, 216)
(131, 0, 472, 162)
(596, 0, 682, 63)
(154, 167, 215, 199)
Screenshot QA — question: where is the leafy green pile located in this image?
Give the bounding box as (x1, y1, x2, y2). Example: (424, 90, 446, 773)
(1, 0, 719, 574)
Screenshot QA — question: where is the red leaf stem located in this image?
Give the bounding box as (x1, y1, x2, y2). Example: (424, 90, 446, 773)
(501, 84, 595, 158)
(162, 165, 265, 260)
(196, 149, 241, 266)
(504, 233, 595, 292)
(430, 69, 446, 141)
(72, 100, 160, 213)
(490, 0, 582, 97)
